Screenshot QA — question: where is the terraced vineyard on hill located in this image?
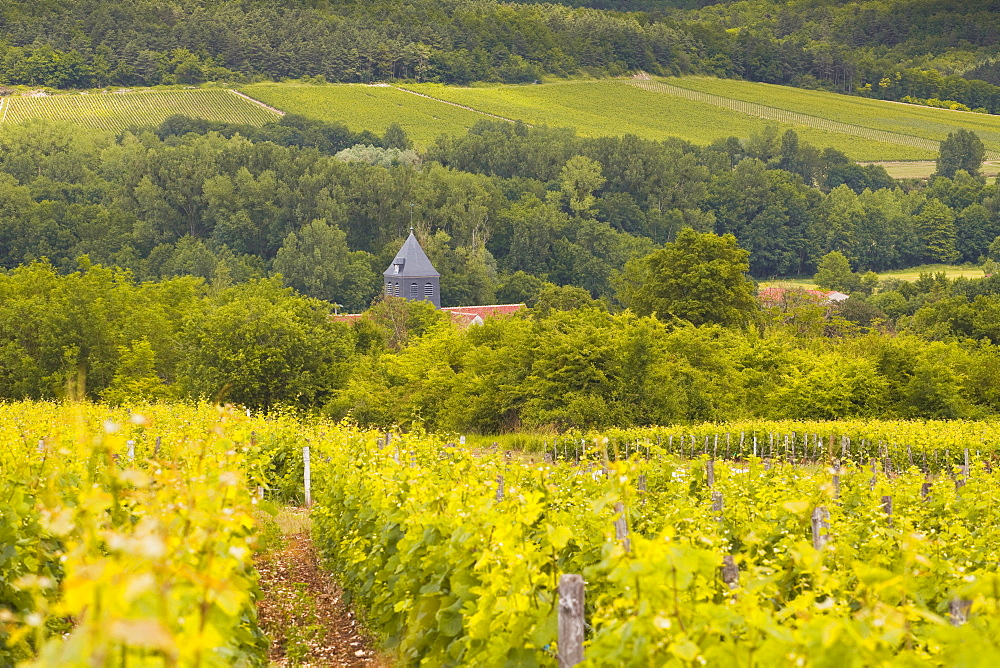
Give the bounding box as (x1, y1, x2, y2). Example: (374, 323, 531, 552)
(2, 78, 998, 163)
(659, 77, 1000, 161)
(239, 82, 488, 147)
(0, 88, 280, 132)
(400, 80, 921, 159)
(242, 79, 991, 160)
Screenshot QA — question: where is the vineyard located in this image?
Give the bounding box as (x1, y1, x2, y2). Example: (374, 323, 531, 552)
(238, 80, 923, 159)
(2, 80, 994, 162)
(7, 403, 1000, 665)
(238, 83, 487, 147)
(629, 79, 945, 159)
(663, 76, 1000, 161)
(397, 81, 927, 161)
(0, 89, 280, 133)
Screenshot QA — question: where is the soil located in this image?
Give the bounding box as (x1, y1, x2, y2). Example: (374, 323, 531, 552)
(256, 528, 384, 667)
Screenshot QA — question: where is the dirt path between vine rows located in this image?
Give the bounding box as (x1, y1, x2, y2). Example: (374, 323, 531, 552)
(256, 514, 385, 667)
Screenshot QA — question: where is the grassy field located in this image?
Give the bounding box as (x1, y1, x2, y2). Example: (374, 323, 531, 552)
(240, 82, 488, 147)
(760, 264, 987, 290)
(664, 77, 1000, 160)
(863, 160, 1000, 181)
(0, 88, 280, 132)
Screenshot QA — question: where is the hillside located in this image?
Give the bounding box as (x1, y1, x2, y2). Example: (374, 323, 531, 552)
(237, 83, 485, 147)
(0, 88, 280, 132)
(2, 0, 1000, 119)
(242, 78, 1000, 162)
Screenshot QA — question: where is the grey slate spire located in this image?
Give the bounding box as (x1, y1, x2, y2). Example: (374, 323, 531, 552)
(383, 228, 441, 308)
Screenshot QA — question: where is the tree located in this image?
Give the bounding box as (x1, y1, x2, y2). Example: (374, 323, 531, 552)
(619, 229, 759, 328)
(935, 129, 985, 178)
(813, 251, 857, 292)
(495, 271, 549, 306)
(178, 279, 354, 410)
(383, 123, 413, 150)
(915, 199, 960, 263)
(272, 219, 349, 300)
(560, 155, 605, 217)
(273, 219, 379, 312)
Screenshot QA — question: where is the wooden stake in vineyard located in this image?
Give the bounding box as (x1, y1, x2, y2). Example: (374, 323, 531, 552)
(558, 575, 585, 667)
(812, 507, 830, 549)
(613, 502, 631, 553)
(721, 555, 739, 590)
(949, 599, 972, 626)
(303, 445, 312, 508)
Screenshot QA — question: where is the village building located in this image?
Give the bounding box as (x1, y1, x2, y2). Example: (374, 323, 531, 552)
(758, 286, 850, 309)
(334, 229, 525, 324)
(383, 228, 441, 308)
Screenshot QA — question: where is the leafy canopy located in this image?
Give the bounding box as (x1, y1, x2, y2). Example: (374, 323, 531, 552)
(935, 129, 985, 178)
(619, 228, 758, 328)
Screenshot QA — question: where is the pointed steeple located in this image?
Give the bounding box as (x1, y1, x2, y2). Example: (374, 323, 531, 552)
(383, 230, 441, 307)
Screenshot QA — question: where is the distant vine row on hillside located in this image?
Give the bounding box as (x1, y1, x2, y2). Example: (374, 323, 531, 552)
(1, 89, 280, 132)
(629, 79, 1000, 161)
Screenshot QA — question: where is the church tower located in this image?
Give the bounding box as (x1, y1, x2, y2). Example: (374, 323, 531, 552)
(383, 228, 441, 308)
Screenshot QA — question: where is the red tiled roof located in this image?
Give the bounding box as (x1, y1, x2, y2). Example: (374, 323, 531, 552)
(330, 303, 526, 325)
(447, 312, 484, 327)
(440, 303, 526, 318)
(759, 287, 848, 305)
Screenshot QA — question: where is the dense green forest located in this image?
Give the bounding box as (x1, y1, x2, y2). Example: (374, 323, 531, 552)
(6, 255, 1000, 430)
(4, 0, 1000, 431)
(0, 114, 995, 307)
(1, 111, 1000, 429)
(4, 0, 1000, 113)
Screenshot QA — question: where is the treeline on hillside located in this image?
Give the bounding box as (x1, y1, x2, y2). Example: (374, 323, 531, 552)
(6, 261, 1000, 430)
(1, 116, 998, 313)
(154, 113, 415, 154)
(5, 0, 1000, 117)
(0, 0, 699, 87)
(518, 0, 1000, 113)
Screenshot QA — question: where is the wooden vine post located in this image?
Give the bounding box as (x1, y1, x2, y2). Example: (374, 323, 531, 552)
(558, 575, 585, 667)
(721, 555, 739, 590)
(949, 599, 972, 626)
(711, 491, 724, 517)
(613, 502, 631, 553)
(303, 445, 312, 508)
(812, 507, 830, 550)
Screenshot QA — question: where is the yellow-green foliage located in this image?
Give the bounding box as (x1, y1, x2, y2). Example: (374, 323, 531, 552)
(1, 89, 280, 133)
(0, 402, 281, 667)
(311, 422, 1000, 665)
(9, 404, 1000, 665)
